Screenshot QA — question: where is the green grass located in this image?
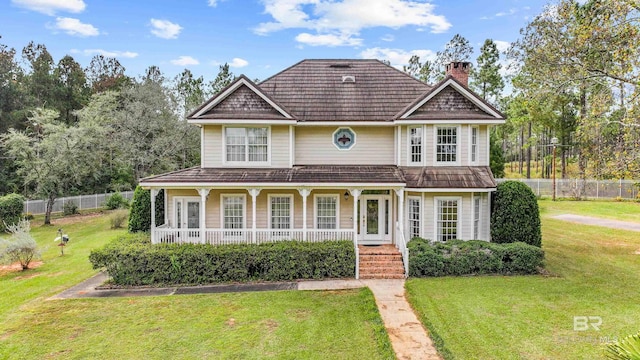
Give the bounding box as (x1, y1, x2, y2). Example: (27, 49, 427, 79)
(0, 212, 394, 360)
(539, 198, 640, 223)
(406, 200, 640, 359)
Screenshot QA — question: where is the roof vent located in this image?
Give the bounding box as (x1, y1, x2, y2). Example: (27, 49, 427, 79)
(342, 75, 356, 83)
(330, 64, 351, 68)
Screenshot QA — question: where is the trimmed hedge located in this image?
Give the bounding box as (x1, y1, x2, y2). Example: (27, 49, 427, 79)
(89, 234, 355, 285)
(491, 180, 542, 247)
(408, 238, 544, 277)
(128, 186, 150, 233)
(0, 193, 24, 232)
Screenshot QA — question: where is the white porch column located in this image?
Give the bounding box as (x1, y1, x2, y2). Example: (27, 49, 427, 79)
(197, 188, 210, 244)
(395, 188, 405, 239)
(248, 188, 261, 243)
(298, 188, 311, 241)
(349, 189, 361, 242)
(150, 189, 158, 244)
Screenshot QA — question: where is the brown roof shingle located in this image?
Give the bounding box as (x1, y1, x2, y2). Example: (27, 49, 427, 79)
(401, 166, 496, 188)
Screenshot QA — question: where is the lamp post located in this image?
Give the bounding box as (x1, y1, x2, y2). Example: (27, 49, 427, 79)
(551, 137, 558, 201)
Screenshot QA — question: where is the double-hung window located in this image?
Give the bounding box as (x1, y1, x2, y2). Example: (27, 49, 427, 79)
(407, 197, 421, 239)
(436, 127, 458, 163)
(270, 195, 292, 230)
(225, 127, 268, 163)
(222, 195, 245, 232)
(436, 198, 459, 241)
(473, 195, 481, 239)
(470, 126, 478, 164)
(409, 126, 422, 165)
(316, 195, 338, 229)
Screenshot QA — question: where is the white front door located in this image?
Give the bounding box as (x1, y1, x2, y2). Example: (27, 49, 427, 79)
(175, 197, 201, 241)
(360, 195, 392, 244)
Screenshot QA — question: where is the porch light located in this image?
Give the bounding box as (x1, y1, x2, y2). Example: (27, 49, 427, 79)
(344, 191, 349, 201)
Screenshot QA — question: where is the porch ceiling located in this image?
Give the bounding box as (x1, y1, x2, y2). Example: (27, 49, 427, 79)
(141, 165, 496, 190)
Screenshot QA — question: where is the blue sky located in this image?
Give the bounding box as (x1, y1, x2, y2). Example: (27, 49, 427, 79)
(0, 0, 548, 83)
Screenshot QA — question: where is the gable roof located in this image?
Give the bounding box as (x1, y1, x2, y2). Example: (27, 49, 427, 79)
(396, 75, 505, 121)
(188, 75, 294, 122)
(258, 59, 431, 122)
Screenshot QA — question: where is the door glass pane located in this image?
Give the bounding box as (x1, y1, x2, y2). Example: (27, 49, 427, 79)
(366, 199, 379, 235)
(187, 202, 199, 229)
(385, 199, 389, 235)
(176, 201, 182, 228)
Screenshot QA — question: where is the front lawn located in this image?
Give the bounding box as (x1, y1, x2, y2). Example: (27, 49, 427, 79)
(0, 212, 393, 359)
(406, 201, 640, 359)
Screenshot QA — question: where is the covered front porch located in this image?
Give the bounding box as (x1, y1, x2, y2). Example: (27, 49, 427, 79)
(148, 186, 408, 247)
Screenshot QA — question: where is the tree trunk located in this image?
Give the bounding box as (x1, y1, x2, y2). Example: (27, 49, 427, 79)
(519, 125, 524, 175)
(526, 121, 532, 179)
(44, 193, 55, 225)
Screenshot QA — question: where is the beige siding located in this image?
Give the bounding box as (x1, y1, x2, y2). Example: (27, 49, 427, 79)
(459, 125, 469, 166)
(202, 125, 222, 167)
(425, 125, 434, 165)
(295, 126, 394, 165)
(166, 189, 199, 228)
(399, 125, 407, 166)
(482, 192, 491, 240)
(270, 126, 290, 167)
(478, 125, 488, 166)
(421, 192, 474, 240)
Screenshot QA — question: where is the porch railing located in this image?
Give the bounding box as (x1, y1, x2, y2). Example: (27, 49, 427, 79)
(395, 221, 409, 278)
(153, 228, 354, 245)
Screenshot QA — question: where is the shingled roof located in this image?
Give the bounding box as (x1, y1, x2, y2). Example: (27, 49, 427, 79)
(141, 165, 496, 189)
(258, 59, 431, 122)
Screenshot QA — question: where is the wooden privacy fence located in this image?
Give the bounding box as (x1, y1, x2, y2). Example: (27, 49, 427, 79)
(23, 191, 134, 215)
(496, 179, 639, 200)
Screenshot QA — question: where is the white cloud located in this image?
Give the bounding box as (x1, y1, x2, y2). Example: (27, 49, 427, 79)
(53, 17, 99, 36)
(296, 32, 362, 47)
(208, 0, 218, 6)
(495, 8, 517, 17)
(229, 58, 249, 68)
(71, 48, 138, 58)
(493, 40, 510, 53)
(360, 47, 436, 69)
(12, 0, 85, 15)
(254, 0, 451, 47)
(381, 34, 395, 42)
(150, 19, 182, 39)
(170, 56, 199, 66)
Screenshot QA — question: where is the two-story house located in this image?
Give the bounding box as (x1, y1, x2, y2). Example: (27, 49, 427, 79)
(140, 59, 505, 278)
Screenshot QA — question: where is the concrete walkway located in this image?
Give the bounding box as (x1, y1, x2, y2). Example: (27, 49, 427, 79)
(553, 214, 640, 232)
(53, 275, 441, 359)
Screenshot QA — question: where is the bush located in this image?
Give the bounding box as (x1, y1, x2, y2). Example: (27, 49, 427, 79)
(0, 193, 24, 232)
(23, 212, 34, 221)
(89, 234, 355, 285)
(105, 192, 129, 210)
(128, 186, 150, 233)
(408, 238, 544, 277)
(491, 181, 542, 247)
(606, 331, 640, 360)
(63, 200, 79, 216)
(0, 219, 40, 270)
(110, 210, 128, 229)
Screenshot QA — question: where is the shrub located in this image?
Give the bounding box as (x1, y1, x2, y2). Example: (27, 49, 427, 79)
(110, 210, 129, 229)
(606, 331, 640, 360)
(0, 193, 24, 232)
(128, 186, 150, 233)
(89, 234, 355, 285)
(105, 192, 129, 210)
(491, 181, 542, 247)
(23, 212, 34, 221)
(0, 219, 40, 270)
(63, 200, 79, 216)
(408, 238, 544, 277)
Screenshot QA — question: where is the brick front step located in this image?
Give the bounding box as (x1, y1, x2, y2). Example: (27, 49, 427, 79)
(359, 260, 404, 267)
(360, 273, 405, 279)
(360, 267, 405, 275)
(360, 254, 402, 261)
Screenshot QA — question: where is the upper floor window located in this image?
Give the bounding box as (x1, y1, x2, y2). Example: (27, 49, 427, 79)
(225, 127, 268, 163)
(436, 126, 457, 163)
(409, 126, 422, 164)
(470, 126, 478, 164)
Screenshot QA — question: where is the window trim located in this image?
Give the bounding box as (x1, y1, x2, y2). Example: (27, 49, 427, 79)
(469, 125, 479, 165)
(222, 126, 271, 166)
(407, 195, 422, 239)
(313, 194, 340, 230)
(433, 196, 462, 242)
(407, 125, 424, 166)
(268, 194, 294, 230)
(220, 193, 247, 230)
(434, 125, 461, 166)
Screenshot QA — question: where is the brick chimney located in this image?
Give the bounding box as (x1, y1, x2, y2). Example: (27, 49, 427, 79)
(445, 61, 470, 86)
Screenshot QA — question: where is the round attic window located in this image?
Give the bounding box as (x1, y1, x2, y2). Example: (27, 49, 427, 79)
(333, 127, 356, 150)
